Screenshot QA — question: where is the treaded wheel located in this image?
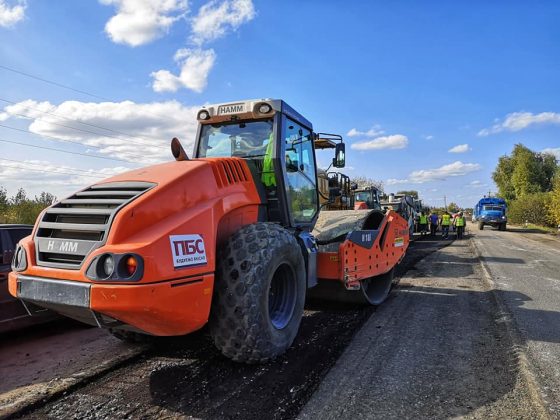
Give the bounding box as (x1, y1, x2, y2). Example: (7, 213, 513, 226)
(209, 222, 306, 363)
(478, 222, 484, 230)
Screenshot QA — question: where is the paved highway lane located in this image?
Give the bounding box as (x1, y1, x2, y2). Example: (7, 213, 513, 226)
(299, 239, 544, 419)
(472, 226, 560, 417)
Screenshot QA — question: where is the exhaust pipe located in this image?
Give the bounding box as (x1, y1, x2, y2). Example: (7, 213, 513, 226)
(171, 137, 189, 161)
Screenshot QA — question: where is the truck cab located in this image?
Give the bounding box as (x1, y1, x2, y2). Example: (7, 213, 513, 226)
(473, 197, 507, 230)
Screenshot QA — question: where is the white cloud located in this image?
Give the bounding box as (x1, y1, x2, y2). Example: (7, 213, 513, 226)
(1, 99, 200, 163)
(448, 143, 471, 153)
(423, 135, 433, 140)
(190, 0, 255, 45)
(543, 147, 560, 159)
(0, 159, 130, 199)
(386, 161, 481, 185)
(100, 0, 187, 47)
(347, 125, 384, 138)
(0, 0, 25, 27)
(468, 180, 488, 188)
(151, 48, 216, 93)
(385, 178, 410, 186)
(351, 134, 408, 151)
(478, 111, 560, 136)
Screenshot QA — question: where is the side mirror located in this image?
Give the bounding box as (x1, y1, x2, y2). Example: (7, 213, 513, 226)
(333, 143, 345, 168)
(2, 250, 14, 265)
(351, 182, 358, 190)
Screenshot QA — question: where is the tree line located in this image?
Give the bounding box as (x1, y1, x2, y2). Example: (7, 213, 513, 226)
(0, 187, 56, 225)
(493, 144, 560, 227)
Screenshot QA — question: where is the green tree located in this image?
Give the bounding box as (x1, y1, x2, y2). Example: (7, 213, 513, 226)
(353, 176, 383, 191)
(494, 144, 558, 200)
(35, 191, 57, 207)
(447, 202, 460, 212)
(0, 186, 8, 223)
(492, 155, 516, 200)
(547, 175, 560, 226)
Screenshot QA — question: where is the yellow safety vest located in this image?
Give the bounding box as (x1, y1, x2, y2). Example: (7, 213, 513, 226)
(442, 214, 451, 226)
(456, 217, 465, 227)
(261, 134, 276, 187)
(419, 215, 427, 224)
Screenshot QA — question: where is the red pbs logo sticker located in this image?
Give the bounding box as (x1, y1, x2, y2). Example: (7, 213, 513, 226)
(169, 234, 208, 268)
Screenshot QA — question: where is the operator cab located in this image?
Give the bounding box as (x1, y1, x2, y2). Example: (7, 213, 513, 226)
(355, 187, 381, 210)
(192, 99, 344, 231)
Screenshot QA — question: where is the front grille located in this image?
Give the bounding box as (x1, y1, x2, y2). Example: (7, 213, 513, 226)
(35, 181, 155, 269)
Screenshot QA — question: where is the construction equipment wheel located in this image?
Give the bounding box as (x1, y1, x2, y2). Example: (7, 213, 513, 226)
(478, 222, 484, 230)
(210, 222, 306, 363)
(499, 223, 507, 231)
(360, 268, 395, 305)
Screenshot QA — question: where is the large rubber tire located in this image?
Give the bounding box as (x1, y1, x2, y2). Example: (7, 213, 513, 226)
(478, 222, 484, 230)
(209, 223, 306, 363)
(500, 223, 507, 231)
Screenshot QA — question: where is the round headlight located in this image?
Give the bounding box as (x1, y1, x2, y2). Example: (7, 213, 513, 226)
(198, 110, 210, 120)
(258, 103, 272, 114)
(101, 255, 115, 278)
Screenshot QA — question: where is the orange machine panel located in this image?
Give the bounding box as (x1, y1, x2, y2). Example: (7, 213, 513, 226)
(317, 210, 410, 288)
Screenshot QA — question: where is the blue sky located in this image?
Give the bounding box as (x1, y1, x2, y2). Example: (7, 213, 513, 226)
(0, 0, 559, 208)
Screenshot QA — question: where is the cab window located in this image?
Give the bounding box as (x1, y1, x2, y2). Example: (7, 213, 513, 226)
(283, 118, 318, 224)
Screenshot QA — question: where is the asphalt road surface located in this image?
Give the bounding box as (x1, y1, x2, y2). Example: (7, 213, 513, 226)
(8, 230, 559, 419)
(472, 225, 560, 418)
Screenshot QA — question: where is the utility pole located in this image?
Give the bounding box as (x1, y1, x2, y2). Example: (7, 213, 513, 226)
(444, 195, 447, 211)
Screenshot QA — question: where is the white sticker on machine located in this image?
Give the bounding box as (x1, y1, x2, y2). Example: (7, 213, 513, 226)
(169, 234, 208, 268)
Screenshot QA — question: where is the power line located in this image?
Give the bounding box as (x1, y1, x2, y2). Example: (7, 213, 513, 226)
(0, 138, 134, 163)
(0, 64, 193, 129)
(0, 64, 111, 101)
(0, 97, 162, 145)
(4, 109, 168, 150)
(0, 123, 152, 162)
(0, 158, 107, 178)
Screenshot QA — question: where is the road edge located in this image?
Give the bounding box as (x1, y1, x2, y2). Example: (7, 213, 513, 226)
(469, 236, 551, 419)
(0, 345, 146, 419)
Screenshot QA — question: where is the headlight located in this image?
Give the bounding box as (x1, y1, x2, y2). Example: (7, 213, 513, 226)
(258, 103, 272, 114)
(11, 245, 27, 272)
(502, 216, 506, 219)
(101, 254, 115, 279)
(86, 253, 144, 282)
(197, 110, 210, 120)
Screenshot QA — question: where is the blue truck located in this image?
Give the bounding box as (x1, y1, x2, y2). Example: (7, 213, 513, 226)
(472, 197, 507, 231)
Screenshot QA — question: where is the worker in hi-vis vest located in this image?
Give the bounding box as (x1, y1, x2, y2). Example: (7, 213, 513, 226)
(441, 211, 451, 239)
(418, 212, 428, 236)
(454, 211, 466, 240)
(261, 133, 276, 187)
